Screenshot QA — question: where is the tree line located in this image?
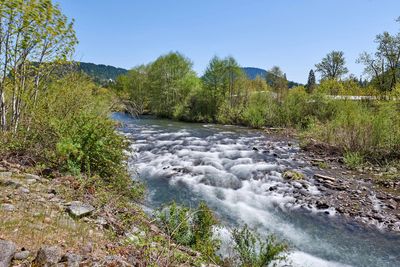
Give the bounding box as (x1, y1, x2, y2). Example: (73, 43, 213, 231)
(115, 17, 400, 125)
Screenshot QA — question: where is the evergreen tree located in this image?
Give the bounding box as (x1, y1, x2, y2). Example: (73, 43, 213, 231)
(306, 69, 316, 93)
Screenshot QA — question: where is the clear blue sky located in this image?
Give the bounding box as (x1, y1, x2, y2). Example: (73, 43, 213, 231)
(56, 0, 400, 83)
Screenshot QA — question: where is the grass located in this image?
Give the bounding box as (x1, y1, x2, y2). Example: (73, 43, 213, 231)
(343, 151, 364, 169)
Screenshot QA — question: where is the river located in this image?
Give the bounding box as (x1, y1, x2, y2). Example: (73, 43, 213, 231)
(114, 113, 400, 267)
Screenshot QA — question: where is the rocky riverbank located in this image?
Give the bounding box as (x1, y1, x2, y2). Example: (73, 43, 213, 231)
(275, 139, 400, 233)
(0, 161, 215, 267)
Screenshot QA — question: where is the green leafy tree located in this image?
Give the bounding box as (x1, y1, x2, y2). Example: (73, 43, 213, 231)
(114, 65, 149, 116)
(358, 19, 400, 92)
(315, 51, 348, 81)
(202, 56, 244, 120)
(0, 0, 77, 131)
(147, 52, 198, 117)
(266, 66, 288, 101)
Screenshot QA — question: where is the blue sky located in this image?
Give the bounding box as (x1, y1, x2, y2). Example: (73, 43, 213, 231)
(56, 0, 400, 83)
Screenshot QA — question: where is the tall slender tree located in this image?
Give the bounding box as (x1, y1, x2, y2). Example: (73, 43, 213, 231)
(306, 69, 316, 93)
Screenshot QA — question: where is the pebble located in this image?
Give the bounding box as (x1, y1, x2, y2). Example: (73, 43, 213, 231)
(19, 187, 30, 194)
(14, 250, 30, 260)
(1, 203, 16, 212)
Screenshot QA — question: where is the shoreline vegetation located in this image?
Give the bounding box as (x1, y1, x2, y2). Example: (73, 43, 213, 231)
(0, 0, 399, 266)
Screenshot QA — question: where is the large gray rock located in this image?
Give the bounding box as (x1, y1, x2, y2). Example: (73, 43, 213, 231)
(0, 240, 17, 267)
(60, 252, 82, 267)
(66, 201, 95, 218)
(34, 246, 62, 266)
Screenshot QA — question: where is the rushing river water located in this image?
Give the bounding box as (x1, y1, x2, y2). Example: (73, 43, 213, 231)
(114, 113, 400, 267)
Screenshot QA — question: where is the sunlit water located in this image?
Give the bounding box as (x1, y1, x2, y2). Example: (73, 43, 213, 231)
(114, 113, 400, 267)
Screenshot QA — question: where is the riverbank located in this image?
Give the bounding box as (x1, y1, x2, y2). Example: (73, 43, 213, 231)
(275, 138, 400, 233)
(0, 160, 215, 266)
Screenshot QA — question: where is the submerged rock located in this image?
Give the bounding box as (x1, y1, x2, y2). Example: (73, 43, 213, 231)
(0, 240, 16, 267)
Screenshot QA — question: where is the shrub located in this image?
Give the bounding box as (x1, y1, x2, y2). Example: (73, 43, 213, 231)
(343, 151, 364, 169)
(231, 224, 288, 267)
(307, 100, 400, 162)
(0, 73, 144, 200)
(157, 201, 221, 262)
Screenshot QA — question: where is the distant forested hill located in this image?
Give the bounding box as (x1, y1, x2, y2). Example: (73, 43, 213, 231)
(77, 62, 128, 84)
(242, 67, 301, 88)
(76, 62, 301, 88)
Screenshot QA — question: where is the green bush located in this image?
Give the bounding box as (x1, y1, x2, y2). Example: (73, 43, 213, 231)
(157, 201, 221, 262)
(0, 73, 143, 200)
(231, 224, 288, 267)
(307, 100, 400, 161)
(343, 151, 364, 169)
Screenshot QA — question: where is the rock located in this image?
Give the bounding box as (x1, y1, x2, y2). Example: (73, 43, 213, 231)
(25, 174, 40, 181)
(0, 179, 21, 188)
(314, 173, 336, 182)
(1, 204, 15, 212)
(316, 201, 329, 209)
(283, 170, 304, 180)
(18, 187, 30, 194)
(103, 256, 132, 267)
(0, 240, 17, 267)
(372, 214, 384, 222)
(0, 172, 12, 178)
(13, 250, 30, 260)
(66, 201, 95, 218)
(34, 246, 62, 267)
(95, 217, 107, 226)
(25, 179, 37, 185)
(60, 252, 82, 267)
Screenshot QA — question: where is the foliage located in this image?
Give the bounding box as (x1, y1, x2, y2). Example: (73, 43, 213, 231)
(358, 22, 400, 92)
(343, 151, 364, 169)
(231, 224, 288, 267)
(0, 73, 143, 200)
(242, 92, 270, 128)
(157, 201, 221, 262)
(306, 69, 316, 93)
(0, 0, 77, 131)
(307, 101, 400, 160)
(147, 52, 198, 118)
(315, 51, 348, 80)
(266, 66, 288, 101)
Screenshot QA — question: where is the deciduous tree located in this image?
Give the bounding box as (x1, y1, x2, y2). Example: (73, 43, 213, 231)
(315, 51, 348, 81)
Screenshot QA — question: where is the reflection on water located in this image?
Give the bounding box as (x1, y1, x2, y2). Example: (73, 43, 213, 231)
(114, 113, 400, 267)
